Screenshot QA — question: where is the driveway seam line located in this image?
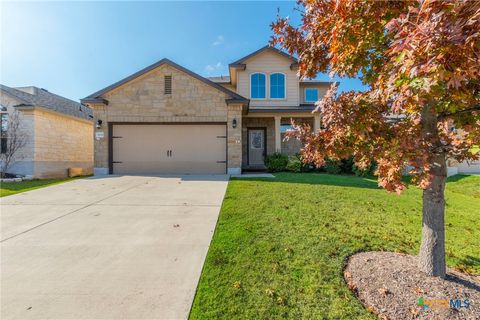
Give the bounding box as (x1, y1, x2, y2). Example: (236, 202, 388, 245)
(1, 180, 155, 243)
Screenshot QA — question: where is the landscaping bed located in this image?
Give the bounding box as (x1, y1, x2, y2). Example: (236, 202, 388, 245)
(190, 173, 480, 319)
(344, 251, 479, 320)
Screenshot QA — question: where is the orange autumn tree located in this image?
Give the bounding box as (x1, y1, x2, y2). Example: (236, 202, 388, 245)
(272, 0, 480, 278)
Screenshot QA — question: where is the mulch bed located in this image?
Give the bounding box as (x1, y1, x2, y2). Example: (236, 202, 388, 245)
(344, 251, 480, 320)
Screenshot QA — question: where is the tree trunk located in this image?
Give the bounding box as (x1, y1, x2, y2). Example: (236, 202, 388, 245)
(418, 106, 447, 278)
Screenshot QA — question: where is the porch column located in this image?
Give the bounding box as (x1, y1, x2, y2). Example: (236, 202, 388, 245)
(275, 115, 282, 152)
(313, 114, 321, 132)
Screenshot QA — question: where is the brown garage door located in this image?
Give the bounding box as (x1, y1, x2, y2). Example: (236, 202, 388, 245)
(111, 124, 226, 174)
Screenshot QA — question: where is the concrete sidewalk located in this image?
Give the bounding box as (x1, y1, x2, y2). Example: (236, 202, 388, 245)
(1, 175, 228, 319)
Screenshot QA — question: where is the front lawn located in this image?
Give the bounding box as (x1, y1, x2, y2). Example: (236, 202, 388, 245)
(0, 178, 80, 197)
(190, 173, 480, 319)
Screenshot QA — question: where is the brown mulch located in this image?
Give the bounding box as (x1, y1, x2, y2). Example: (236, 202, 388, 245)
(344, 251, 480, 320)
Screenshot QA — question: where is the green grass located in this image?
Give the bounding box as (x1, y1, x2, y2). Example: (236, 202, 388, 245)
(0, 177, 81, 197)
(190, 173, 480, 319)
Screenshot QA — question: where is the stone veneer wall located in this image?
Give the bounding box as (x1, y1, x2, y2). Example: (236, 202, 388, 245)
(227, 105, 243, 173)
(242, 117, 275, 167)
(89, 64, 243, 174)
(33, 109, 93, 178)
(1, 93, 93, 178)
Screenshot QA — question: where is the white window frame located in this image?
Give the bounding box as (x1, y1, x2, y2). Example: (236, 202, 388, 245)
(304, 88, 319, 103)
(269, 72, 286, 100)
(249, 72, 267, 100)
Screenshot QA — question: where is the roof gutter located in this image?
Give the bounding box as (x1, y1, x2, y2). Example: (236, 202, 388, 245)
(228, 63, 246, 70)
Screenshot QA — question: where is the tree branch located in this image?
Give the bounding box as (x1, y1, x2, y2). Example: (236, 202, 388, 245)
(438, 105, 480, 119)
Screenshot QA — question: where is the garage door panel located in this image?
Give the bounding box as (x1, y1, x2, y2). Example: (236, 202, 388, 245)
(112, 124, 226, 174)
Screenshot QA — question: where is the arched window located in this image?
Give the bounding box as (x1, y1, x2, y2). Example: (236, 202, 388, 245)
(250, 73, 266, 99)
(270, 73, 285, 99)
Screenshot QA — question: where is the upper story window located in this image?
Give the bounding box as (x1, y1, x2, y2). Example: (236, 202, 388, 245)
(270, 73, 285, 99)
(305, 88, 319, 102)
(250, 73, 266, 99)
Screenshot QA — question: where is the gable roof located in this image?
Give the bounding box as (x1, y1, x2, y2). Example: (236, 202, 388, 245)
(229, 45, 298, 69)
(0, 84, 92, 120)
(81, 58, 248, 105)
(208, 75, 231, 84)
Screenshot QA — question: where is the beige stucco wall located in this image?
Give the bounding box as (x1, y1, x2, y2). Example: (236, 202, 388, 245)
(236, 50, 299, 107)
(89, 63, 243, 174)
(33, 108, 93, 178)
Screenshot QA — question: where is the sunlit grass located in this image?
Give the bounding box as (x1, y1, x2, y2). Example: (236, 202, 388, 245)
(190, 173, 480, 319)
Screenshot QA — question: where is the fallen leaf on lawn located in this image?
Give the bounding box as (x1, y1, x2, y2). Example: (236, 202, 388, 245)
(377, 288, 390, 296)
(233, 281, 242, 289)
(276, 296, 287, 306)
(414, 287, 425, 294)
(265, 288, 275, 297)
(410, 307, 420, 317)
(347, 281, 357, 291)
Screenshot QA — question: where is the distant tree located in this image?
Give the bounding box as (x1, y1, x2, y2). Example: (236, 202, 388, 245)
(1, 110, 27, 177)
(272, 0, 480, 278)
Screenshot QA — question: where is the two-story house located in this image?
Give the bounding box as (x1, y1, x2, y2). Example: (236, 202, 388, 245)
(81, 45, 331, 175)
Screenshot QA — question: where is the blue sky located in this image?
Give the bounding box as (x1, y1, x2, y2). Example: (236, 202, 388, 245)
(1, 1, 364, 101)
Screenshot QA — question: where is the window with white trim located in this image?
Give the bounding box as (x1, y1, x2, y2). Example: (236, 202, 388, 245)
(250, 73, 266, 99)
(270, 73, 285, 99)
(305, 88, 319, 102)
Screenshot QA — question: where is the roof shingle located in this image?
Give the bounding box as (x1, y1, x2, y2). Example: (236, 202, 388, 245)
(0, 84, 92, 120)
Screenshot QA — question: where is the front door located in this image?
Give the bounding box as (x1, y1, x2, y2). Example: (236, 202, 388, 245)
(248, 128, 265, 166)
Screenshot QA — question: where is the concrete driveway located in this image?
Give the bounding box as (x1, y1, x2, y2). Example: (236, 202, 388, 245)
(1, 175, 228, 320)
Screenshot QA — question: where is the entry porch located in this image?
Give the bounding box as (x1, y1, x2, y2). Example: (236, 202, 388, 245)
(241, 113, 321, 170)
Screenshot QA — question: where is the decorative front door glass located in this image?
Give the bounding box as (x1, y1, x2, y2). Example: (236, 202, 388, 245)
(250, 131, 263, 149)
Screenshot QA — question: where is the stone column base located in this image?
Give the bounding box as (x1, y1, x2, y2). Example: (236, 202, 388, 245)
(227, 167, 241, 175)
(93, 167, 109, 175)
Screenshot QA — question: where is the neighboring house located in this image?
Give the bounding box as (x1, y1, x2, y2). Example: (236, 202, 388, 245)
(0, 85, 93, 178)
(81, 45, 330, 175)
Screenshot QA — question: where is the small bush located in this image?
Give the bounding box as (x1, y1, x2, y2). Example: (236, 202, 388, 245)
(286, 155, 303, 172)
(324, 159, 342, 174)
(265, 153, 289, 172)
(353, 161, 377, 177)
(340, 156, 355, 174)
